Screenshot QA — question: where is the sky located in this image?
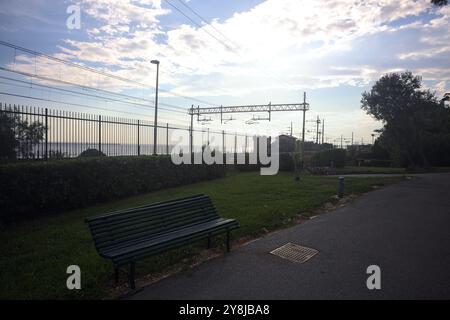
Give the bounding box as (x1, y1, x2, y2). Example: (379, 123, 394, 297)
(0, 0, 449, 145)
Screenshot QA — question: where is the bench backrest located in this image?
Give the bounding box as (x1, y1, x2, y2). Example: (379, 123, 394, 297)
(86, 194, 220, 251)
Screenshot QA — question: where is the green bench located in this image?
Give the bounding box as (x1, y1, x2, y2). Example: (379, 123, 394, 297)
(86, 194, 239, 289)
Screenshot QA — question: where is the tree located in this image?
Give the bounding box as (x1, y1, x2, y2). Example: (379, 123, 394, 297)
(16, 120, 46, 159)
(0, 112, 18, 161)
(292, 139, 302, 181)
(441, 93, 450, 106)
(361, 72, 450, 168)
(0, 111, 46, 161)
(431, 0, 448, 6)
(78, 148, 106, 157)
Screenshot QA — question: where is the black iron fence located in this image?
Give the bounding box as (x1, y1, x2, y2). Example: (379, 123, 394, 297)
(0, 103, 259, 160)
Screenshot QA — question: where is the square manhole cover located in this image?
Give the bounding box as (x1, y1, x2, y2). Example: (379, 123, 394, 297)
(270, 242, 318, 264)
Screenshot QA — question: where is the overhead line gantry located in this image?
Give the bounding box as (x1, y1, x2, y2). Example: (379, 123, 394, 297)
(187, 93, 310, 168)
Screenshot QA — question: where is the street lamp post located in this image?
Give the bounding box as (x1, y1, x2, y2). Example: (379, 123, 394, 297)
(151, 59, 160, 155)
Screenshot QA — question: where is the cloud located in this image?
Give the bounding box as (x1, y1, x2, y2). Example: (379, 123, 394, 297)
(9, 0, 449, 100)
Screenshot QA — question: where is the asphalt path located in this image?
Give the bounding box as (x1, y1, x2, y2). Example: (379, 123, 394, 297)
(131, 173, 450, 299)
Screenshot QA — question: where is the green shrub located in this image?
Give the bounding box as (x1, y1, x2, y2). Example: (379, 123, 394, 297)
(233, 152, 294, 172)
(0, 155, 226, 222)
(362, 159, 393, 167)
(78, 148, 106, 157)
(312, 149, 346, 168)
(279, 152, 295, 171)
(234, 153, 262, 172)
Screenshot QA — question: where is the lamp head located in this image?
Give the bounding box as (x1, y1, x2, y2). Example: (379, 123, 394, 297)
(151, 60, 160, 65)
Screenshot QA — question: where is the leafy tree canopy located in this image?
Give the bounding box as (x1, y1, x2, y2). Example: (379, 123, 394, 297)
(431, 0, 448, 6)
(361, 71, 450, 168)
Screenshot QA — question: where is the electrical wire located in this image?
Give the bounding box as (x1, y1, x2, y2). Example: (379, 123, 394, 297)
(175, 0, 239, 50)
(0, 67, 187, 114)
(0, 40, 221, 107)
(163, 0, 300, 92)
(163, 0, 234, 51)
(0, 75, 187, 115)
(0, 91, 156, 118)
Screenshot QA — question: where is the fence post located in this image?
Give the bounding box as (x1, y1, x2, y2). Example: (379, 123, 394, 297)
(137, 119, 140, 156)
(98, 115, 102, 153)
(256, 136, 259, 163)
(45, 108, 48, 160)
(190, 105, 194, 156)
(245, 134, 247, 154)
(338, 176, 345, 198)
(166, 123, 169, 154)
(222, 130, 225, 163)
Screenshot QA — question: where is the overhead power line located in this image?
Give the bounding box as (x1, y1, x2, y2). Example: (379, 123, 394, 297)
(0, 40, 148, 88)
(0, 66, 154, 106)
(163, 0, 301, 92)
(0, 91, 156, 119)
(0, 75, 186, 115)
(0, 90, 189, 125)
(0, 40, 220, 107)
(175, 0, 239, 49)
(0, 66, 185, 114)
(163, 0, 234, 51)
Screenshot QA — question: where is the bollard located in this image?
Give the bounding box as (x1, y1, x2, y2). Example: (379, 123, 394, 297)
(338, 176, 345, 198)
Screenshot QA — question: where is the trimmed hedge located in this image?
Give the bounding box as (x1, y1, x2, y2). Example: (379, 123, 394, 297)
(78, 148, 106, 157)
(312, 149, 346, 168)
(234, 152, 295, 172)
(0, 155, 226, 222)
(360, 159, 393, 167)
(279, 152, 295, 171)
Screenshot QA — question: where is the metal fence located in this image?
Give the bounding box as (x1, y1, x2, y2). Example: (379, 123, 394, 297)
(0, 103, 260, 160)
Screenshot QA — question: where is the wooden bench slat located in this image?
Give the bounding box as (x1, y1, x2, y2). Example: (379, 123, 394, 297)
(86, 194, 210, 224)
(94, 214, 221, 250)
(90, 207, 219, 245)
(89, 202, 217, 232)
(102, 218, 238, 258)
(111, 220, 239, 265)
(85, 194, 239, 289)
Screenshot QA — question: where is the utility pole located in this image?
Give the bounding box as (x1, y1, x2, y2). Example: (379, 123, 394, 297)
(371, 133, 375, 144)
(315, 116, 320, 144)
(340, 134, 343, 149)
(321, 119, 324, 144)
(301, 92, 307, 169)
(190, 104, 194, 156)
(151, 59, 160, 155)
(351, 132, 354, 146)
(290, 122, 293, 136)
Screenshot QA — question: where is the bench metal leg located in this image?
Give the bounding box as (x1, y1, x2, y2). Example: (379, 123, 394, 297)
(226, 229, 230, 252)
(114, 266, 119, 285)
(128, 262, 136, 290)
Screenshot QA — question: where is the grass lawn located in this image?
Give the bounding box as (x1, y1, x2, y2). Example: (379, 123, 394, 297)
(334, 166, 450, 175)
(0, 171, 406, 299)
(334, 166, 407, 174)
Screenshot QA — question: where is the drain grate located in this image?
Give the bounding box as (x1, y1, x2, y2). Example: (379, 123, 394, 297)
(270, 242, 318, 263)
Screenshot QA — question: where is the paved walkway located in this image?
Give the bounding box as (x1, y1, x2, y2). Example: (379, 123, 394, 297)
(131, 173, 450, 299)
